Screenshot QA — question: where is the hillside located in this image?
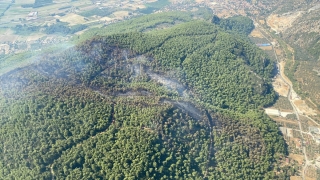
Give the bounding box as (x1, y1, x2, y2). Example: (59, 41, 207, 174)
(243, 0, 320, 112)
(0, 12, 289, 179)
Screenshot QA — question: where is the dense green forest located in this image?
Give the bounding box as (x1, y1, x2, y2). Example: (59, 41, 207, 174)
(212, 15, 255, 36)
(0, 12, 292, 179)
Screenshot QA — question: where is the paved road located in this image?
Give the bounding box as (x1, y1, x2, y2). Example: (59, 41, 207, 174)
(255, 23, 308, 180)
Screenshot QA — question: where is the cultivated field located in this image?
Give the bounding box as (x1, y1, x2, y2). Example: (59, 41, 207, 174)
(294, 60, 320, 109)
(59, 13, 86, 26)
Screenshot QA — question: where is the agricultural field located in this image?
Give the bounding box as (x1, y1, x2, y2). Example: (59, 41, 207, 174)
(0, 0, 178, 57)
(249, 29, 277, 61)
(0, 0, 12, 14)
(294, 60, 320, 110)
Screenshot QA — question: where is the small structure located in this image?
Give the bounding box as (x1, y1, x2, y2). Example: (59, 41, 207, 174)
(256, 43, 271, 47)
(26, 11, 38, 20)
(0, 44, 10, 54)
(265, 108, 280, 116)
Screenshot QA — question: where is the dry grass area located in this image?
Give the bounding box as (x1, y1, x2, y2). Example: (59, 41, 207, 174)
(259, 46, 273, 50)
(26, 34, 46, 42)
(114, 0, 158, 11)
(289, 154, 305, 164)
(306, 119, 318, 126)
(273, 75, 290, 97)
(305, 177, 316, 180)
(216, 9, 236, 18)
(280, 61, 293, 86)
(237, 9, 247, 16)
(59, 13, 86, 26)
(112, 11, 130, 19)
(293, 99, 317, 116)
(290, 176, 302, 180)
(100, 16, 114, 22)
(273, 117, 298, 125)
(294, 60, 320, 110)
(305, 166, 317, 180)
(250, 29, 264, 38)
(275, 48, 283, 56)
(267, 12, 302, 33)
(122, 3, 146, 10)
(307, 98, 318, 108)
(0, 35, 19, 42)
(290, 137, 302, 148)
(14, 0, 35, 4)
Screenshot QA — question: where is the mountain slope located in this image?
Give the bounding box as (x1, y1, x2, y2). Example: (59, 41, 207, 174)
(0, 13, 288, 179)
(245, 0, 320, 109)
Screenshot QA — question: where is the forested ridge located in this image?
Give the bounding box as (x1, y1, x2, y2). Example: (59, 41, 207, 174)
(0, 12, 291, 179)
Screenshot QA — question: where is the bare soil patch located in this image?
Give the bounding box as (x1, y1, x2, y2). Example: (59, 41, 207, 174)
(305, 177, 316, 180)
(26, 34, 46, 42)
(273, 117, 298, 125)
(289, 154, 305, 164)
(0, 35, 19, 42)
(250, 29, 264, 38)
(259, 46, 273, 51)
(59, 13, 86, 26)
(112, 11, 129, 19)
(272, 75, 290, 97)
(307, 98, 318, 108)
(217, 9, 235, 18)
(290, 176, 302, 180)
(15, 0, 34, 3)
(267, 12, 302, 33)
(294, 99, 317, 116)
(275, 48, 283, 56)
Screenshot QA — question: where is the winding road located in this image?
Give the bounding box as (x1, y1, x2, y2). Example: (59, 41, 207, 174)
(255, 22, 310, 180)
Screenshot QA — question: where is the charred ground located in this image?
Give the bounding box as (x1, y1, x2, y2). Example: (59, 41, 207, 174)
(0, 13, 290, 179)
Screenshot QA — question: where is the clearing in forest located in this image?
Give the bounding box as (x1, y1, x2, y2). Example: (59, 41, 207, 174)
(289, 154, 305, 164)
(59, 13, 86, 26)
(250, 28, 264, 38)
(273, 75, 290, 97)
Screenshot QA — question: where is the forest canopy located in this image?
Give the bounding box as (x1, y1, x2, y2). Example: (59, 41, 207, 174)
(0, 11, 290, 179)
(212, 15, 255, 35)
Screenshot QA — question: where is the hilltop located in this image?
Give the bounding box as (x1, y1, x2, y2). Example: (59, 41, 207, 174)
(0, 12, 290, 179)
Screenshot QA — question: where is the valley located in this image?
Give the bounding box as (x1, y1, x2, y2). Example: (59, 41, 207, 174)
(248, 10, 320, 180)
